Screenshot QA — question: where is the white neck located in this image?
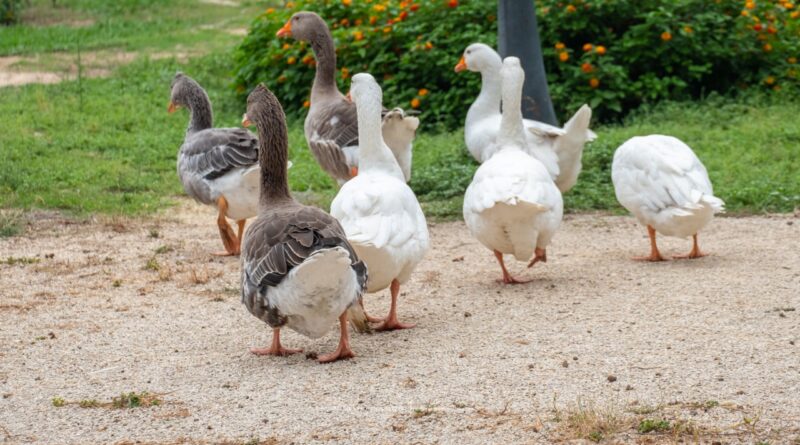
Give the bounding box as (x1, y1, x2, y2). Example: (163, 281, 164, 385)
(497, 69, 525, 149)
(355, 92, 404, 180)
(466, 65, 502, 128)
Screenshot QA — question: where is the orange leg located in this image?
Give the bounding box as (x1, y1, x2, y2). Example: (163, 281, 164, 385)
(375, 279, 416, 331)
(213, 196, 239, 256)
(235, 219, 246, 253)
(673, 233, 707, 260)
(494, 250, 531, 284)
(527, 247, 547, 268)
(350, 166, 359, 177)
(361, 300, 385, 324)
(251, 328, 303, 356)
(318, 313, 356, 363)
(633, 225, 665, 262)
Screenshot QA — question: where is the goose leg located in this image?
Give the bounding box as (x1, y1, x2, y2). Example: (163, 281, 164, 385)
(673, 234, 707, 259)
(235, 219, 247, 252)
(375, 279, 416, 331)
(361, 300, 385, 324)
(318, 313, 356, 363)
(527, 247, 547, 268)
(633, 225, 664, 262)
(213, 196, 239, 256)
(494, 250, 531, 284)
(350, 166, 359, 177)
(251, 328, 303, 356)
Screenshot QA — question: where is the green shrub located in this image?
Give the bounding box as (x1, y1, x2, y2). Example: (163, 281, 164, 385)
(234, 0, 800, 128)
(1, 0, 24, 25)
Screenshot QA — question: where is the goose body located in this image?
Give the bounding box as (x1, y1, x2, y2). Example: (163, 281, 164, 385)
(240, 84, 367, 363)
(456, 43, 596, 193)
(331, 73, 429, 330)
(463, 57, 563, 284)
(169, 73, 262, 255)
(612, 135, 724, 260)
(279, 12, 418, 185)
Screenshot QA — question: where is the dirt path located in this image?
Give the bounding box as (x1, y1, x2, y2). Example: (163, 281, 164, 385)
(1, 200, 798, 444)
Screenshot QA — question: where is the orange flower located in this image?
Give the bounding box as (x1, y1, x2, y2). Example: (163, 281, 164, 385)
(340, 18, 350, 26)
(581, 62, 594, 73)
(582, 43, 593, 52)
(373, 4, 386, 11)
(788, 57, 797, 64)
(424, 41, 433, 50)
(683, 25, 693, 34)
(353, 30, 364, 41)
(767, 26, 777, 34)
(369, 16, 378, 25)
(741, 10, 750, 16)
(341, 67, 350, 79)
(558, 52, 569, 62)
(286, 1, 294, 8)
(661, 31, 672, 41)
(265, 7, 275, 14)
(342, 0, 351, 5)
(410, 98, 421, 108)
(410, 4, 420, 11)
(745, 1, 755, 9)
(282, 43, 291, 50)
(589, 78, 600, 88)
(383, 26, 392, 33)
(418, 88, 429, 96)
(399, 11, 408, 21)
(302, 55, 314, 65)
(448, 0, 458, 7)
(555, 42, 565, 50)
(792, 11, 800, 18)
(753, 23, 763, 31)
(765, 76, 775, 85)
(303, 100, 310, 108)
(595, 45, 606, 55)
(287, 56, 297, 65)
(566, 4, 576, 13)
(786, 3, 795, 9)
(277, 75, 287, 83)
(355, 19, 362, 26)
(764, 43, 773, 52)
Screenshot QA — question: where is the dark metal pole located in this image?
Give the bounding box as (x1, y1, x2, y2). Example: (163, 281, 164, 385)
(497, 0, 559, 126)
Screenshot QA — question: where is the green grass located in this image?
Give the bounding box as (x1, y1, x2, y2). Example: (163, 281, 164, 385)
(0, 1, 798, 224)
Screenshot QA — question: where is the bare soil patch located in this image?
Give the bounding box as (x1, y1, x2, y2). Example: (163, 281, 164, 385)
(0, 200, 798, 444)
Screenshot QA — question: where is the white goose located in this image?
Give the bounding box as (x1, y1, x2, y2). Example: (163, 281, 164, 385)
(463, 57, 563, 284)
(612, 135, 725, 261)
(455, 43, 596, 193)
(331, 73, 430, 330)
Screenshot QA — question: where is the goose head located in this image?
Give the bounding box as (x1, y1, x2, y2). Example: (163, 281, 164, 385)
(277, 11, 328, 42)
(168, 72, 202, 113)
(350, 72, 382, 113)
(382, 108, 419, 145)
(454, 43, 502, 74)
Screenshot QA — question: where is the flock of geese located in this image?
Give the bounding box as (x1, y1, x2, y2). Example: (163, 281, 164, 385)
(167, 11, 725, 362)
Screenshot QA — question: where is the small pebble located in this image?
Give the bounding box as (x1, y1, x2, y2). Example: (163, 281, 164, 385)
(561, 360, 569, 368)
(607, 375, 617, 383)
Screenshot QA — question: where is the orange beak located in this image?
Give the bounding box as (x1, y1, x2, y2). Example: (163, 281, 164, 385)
(167, 101, 178, 113)
(454, 55, 467, 73)
(276, 20, 292, 38)
(345, 91, 352, 103)
(241, 113, 252, 127)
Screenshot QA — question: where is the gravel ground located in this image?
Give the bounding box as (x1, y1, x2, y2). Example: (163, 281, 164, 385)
(1, 200, 799, 444)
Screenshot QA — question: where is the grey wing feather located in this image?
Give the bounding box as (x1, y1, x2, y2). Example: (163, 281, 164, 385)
(181, 128, 259, 180)
(309, 140, 352, 182)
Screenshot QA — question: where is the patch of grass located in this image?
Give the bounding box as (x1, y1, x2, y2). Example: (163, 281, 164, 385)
(560, 400, 626, 443)
(143, 256, 160, 271)
(51, 397, 65, 407)
(0, 209, 24, 237)
(4, 256, 41, 265)
(637, 418, 672, 434)
(154, 245, 172, 254)
(111, 391, 161, 409)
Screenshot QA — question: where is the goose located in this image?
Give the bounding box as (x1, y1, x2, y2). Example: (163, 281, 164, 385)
(331, 73, 430, 331)
(277, 11, 419, 185)
(611, 135, 725, 261)
(240, 84, 368, 363)
(463, 57, 563, 284)
(168, 72, 260, 256)
(455, 43, 596, 193)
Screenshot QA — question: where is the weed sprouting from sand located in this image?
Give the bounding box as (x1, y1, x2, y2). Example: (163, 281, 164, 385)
(5, 256, 41, 266)
(50, 392, 163, 409)
(0, 209, 24, 237)
(638, 418, 671, 433)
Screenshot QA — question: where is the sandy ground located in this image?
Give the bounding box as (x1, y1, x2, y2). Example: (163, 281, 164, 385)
(1, 200, 798, 444)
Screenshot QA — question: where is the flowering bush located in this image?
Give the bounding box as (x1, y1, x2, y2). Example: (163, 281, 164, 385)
(234, 0, 800, 127)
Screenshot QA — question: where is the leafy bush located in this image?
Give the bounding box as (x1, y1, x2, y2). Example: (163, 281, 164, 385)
(233, 0, 800, 128)
(1, 0, 24, 25)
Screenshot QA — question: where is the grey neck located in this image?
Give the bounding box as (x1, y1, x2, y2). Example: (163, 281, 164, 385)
(309, 28, 339, 102)
(184, 86, 213, 133)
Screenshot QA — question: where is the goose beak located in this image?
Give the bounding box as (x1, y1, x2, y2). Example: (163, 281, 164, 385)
(454, 55, 467, 73)
(167, 101, 178, 113)
(241, 113, 252, 127)
(276, 20, 292, 38)
(345, 91, 352, 103)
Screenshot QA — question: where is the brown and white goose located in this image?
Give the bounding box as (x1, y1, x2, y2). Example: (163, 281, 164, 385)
(169, 73, 259, 256)
(240, 84, 369, 363)
(277, 11, 419, 184)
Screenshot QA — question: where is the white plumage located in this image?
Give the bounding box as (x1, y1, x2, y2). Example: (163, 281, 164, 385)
(612, 135, 724, 259)
(331, 73, 429, 329)
(463, 57, 563, 283)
